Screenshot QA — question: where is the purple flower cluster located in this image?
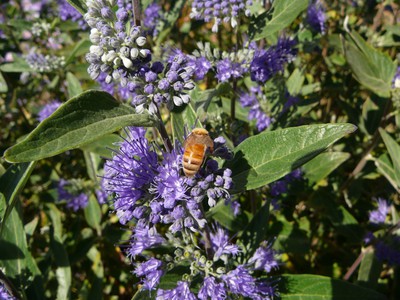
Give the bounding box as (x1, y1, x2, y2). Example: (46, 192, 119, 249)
(155, 228, 278, 299)
(57, 179, 89, 212)
(365, 198, 400, 266)
(103, 127, 234, 228)
(25, 51, 65, 73)
(58, 0, 87, 29)
(216, 57, 248, 82)
(0, 283, 16, 300)
(37, 100, 62, 122)
(369, 198, 389, 225)
(190, 0, 253, 32)
(239, 86, 273, 132)
(100, 127, 279, 297)
(143, 3, 161, 37)
(250, 37, 297, 84)
(306, 0, 326, 35)
(128, 53, 196, 113)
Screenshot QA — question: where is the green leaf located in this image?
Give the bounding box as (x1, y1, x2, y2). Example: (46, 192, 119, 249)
(171, 103, 199, 144)
(80, 134, 121, 159)
(65, 0, 86, 15)
(357, 247, 382, 290)
(278, 274, 386, 300)
(344, 31, 397, 98)
(0, 162, 37, 234)
(379, 128, 400, 185)
(0, 202, 43, 298)
(375, 153, 400, 193)
(302, 152, 350, 184)
(207, 201, 248, 232)
(66, 72, 83, 98)
(226, 124, 357, 192)
(286, 69, 305, 96)
(240, 201, 270, 257)
(46, 204, 71, 300)
(0, 72, 8, 92)
(269, 214, 310, 255)
(156, 0, 185, 45)
(64, 39, 91, 66)
(84, 195, 102, 234)
(249, 0, 308, 41)
(0, 57, 32, 73)
(4, 90, 158, 163)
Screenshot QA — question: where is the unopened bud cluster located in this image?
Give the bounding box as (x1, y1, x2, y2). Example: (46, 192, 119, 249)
(190, 0, 253, 32)
(84, 0, 151, 84)
(25, 51, 65, 73)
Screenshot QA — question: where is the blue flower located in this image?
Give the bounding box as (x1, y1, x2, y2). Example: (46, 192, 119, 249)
(58, 0, 87, 29)
(37, 100, 62, 122)
(249, 241, 279, 273)
(210, 226, 240, 260)
(216, 57, 247, 82)
(57, 179, 89, 212)
(221, 265, 258, 298)
(0, 283, 16, 300)
(127, 222, 165, 257)
(144, 3, 161, 36)
(250, 37, 297, 84)
(156, 281, 197, 300)
(198, 276, 227, 300)
(239, 87, 273, 132)
(134, 258, 164, 290)
(369, 198, 390, 225)
(307, 0, 326, 35)
(103, 127, 158, 224)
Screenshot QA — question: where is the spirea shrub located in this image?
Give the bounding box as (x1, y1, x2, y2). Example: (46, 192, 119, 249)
(0, 0, 399, 299)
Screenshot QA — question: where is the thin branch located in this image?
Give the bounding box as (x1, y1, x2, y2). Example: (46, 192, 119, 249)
(132, 0, 141, 26)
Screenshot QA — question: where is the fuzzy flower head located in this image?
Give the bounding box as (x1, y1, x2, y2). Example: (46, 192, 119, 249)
(157, 281, 197, 300)
(250, 37, 297, 84)
(57, 179, 89, 211)
(84, 0, 151, 87)
(307, 0, 326, 35)
(37, 100, 62, 122)
(248, 241, 279, 273)
(190, 0, 253, 32)
(133, 258, 164, 290)
(369, 198, 390, 225)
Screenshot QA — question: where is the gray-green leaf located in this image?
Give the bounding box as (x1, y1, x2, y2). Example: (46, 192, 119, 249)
(226, 124, 356, 192)
(4, 90, 157, 163)
(249, 0, 308, 41)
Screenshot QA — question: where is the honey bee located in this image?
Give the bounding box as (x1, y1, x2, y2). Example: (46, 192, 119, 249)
(182, 128, 214, 177)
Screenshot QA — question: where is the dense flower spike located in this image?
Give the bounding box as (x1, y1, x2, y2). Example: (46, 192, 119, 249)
(57, 179, 89, 211)
(37, 100, 62, 122)
(84, 0, 151, 85)
(190, 0, 253, 32)
(250, 37, 297, 84)
(307, 0, 326, 35)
